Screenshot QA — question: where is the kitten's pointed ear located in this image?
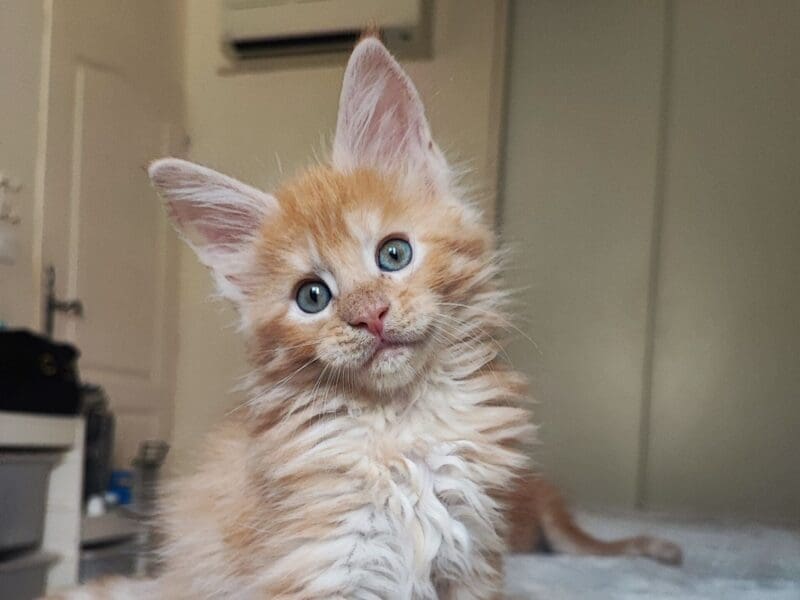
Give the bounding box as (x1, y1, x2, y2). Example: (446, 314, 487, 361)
(148, 158, 276, 302)
(333, 37, 449, 190)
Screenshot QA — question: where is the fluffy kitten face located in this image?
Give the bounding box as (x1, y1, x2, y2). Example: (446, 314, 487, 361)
(248, 167, 491, 394)
(149, 37, 494, 398)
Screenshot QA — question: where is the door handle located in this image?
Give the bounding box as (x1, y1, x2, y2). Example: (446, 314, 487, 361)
(44, 265, 84, 338)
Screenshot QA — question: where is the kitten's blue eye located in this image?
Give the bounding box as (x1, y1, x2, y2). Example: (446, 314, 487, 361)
(377, 238, 413, 272)
(295, 280, 332, 313)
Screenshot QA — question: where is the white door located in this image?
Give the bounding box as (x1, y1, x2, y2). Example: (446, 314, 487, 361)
(40, 1, 184, 465)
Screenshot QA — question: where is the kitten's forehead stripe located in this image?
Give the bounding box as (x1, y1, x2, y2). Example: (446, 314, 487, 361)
(257, 165, 482, 270)
(259, 168, 408, 279)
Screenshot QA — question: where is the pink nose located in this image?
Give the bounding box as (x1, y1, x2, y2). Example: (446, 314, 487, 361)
(349, 303, 389, 338)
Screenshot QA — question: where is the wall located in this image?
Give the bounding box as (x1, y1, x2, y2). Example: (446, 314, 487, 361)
(502, 0, 799, 521)
(172, 0, 509, 473)
(0, 1, 46, 328)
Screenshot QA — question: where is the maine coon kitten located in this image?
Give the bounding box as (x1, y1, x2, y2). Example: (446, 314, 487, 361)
(49, 35, 679, 600)
(52, 36, 532, 599)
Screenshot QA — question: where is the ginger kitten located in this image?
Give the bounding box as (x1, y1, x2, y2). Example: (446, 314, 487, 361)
(49, 35, 678, 600)
(55, 36, 531, 599)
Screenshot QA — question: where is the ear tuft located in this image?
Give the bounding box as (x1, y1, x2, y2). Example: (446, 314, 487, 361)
(148, 158, 276, 302)
(359, 23, 382, 43)
(333, 38, 449, 191)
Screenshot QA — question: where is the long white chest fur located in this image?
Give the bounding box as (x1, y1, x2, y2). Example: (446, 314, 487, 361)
(157, 380, 528, 600)
(281, 392, 512, 600)
(347, 432, 479, 596)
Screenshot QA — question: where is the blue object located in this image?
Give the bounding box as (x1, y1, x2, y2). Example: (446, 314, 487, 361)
(108, 469, 133, 505)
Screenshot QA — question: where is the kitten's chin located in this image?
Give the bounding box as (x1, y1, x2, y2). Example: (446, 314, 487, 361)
(362, 344, 426, 395)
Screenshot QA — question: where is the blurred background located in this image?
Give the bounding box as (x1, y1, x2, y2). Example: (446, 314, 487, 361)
(0, 0, 798, 595)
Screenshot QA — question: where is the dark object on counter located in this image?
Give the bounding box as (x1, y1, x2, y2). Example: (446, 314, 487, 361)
(82, 385, 115, 502)
(0, 329, 81, 415)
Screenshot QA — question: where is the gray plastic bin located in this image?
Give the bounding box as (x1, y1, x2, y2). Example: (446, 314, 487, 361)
(0, 452, 60, 552)
(0, 551, 58, 599)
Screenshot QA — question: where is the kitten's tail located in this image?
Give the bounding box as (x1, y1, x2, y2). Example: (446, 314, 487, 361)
(511, 475, 683, 566)
(41, 576, 162, 600)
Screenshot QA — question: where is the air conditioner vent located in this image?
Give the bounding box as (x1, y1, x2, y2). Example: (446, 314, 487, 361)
(222, 0, 431, 62)
(231, 31, 360, 59)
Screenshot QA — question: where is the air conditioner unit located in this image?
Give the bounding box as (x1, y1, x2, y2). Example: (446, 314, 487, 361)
(221, 0, 432, 61)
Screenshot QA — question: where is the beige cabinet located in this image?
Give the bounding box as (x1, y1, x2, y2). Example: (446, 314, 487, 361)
(503, 0, 800, 522)
(644, 0, 800, 522)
